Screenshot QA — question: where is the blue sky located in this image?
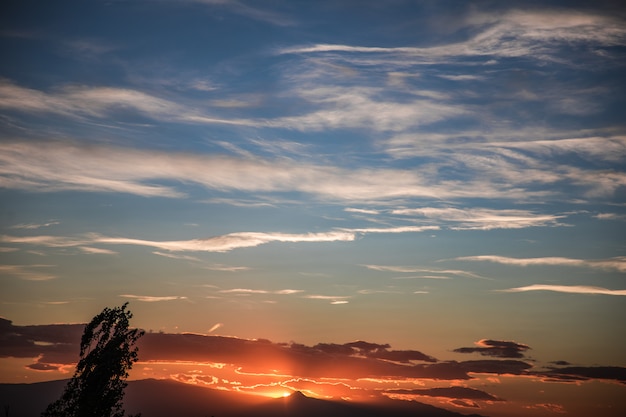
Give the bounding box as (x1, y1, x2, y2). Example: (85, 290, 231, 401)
(1, 1, 625, 415)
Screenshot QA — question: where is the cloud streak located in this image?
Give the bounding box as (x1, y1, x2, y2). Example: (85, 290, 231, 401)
(0, 140, 517, 201)
(497, 285, 626, 296)
(278, 10, 626, 61)
(0, 230, 355, 253)
(10, 221, 59, 230)
(219, 288, 303, 295)
(363, 265, 484, 279)
(391, 207, 565, 230)
(95, 231, 356, 252)
(0, 80, 251, 128)
(456, 255, 626, 272)
(0, 223, 443, 254)
(120, 294, 189, 302)
(0, 264, 57, 281)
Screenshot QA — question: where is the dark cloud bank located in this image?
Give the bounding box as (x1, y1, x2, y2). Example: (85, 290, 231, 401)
(2, 318, 625, 387)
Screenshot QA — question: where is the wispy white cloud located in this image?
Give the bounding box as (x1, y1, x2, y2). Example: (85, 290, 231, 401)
(279, 10, 626, 61)
(363, 265, 426, 273)
(492, 136, 626, 163)
(394, 275, 450, 280)
(10, 221, 59, 230)
(0, 230, 355, 253)
(202, 264, 251, 272)
(267, 85, 467, 132)
(0, 80, 253, 128)
(357, 289, 402, 295)
(345, 208, 380, 215)
(437, 74, 485, 81)
(391, 207, 565, 230)
(119, 294, 188, 302)
(595, 213, 626, 221)
(152, 251, 203, 262)
(0, 264, 57, 281)
(219, 288, 269, 294)
(269, 11, 625, 209)
(303, 295, 351, 304)
(208, 323, 223, 333)
(456, 255, 626, 272)
(79, 246, 118, 255)
(95, 231, 356, 252)
(362, 265, 484, 279)
(203, 198, 277, 208)
(497, 285, 626, 296)
(0, 235, 92, 248)
(275, 289, 303, 295)
(0, 140, 519, 201)
(383, 129, 624, 160)
(468, 9, 626, 49)
(219, 288, 303, 295)
(385, 132, 626, 201)
(345, 226, 440, 234)
(0, 80, 171, 118)
(1, 138, 621, 203)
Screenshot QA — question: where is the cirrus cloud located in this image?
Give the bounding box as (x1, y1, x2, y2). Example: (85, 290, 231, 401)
(120, 294, 189, 302)
(496, 285, 626, 296)
(455, 255, 626, 272)
(391, 207, 566, 230)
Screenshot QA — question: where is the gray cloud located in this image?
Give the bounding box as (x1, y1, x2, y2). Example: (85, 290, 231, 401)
(538, 366, 626, 383)
(454, 339, 531, 359)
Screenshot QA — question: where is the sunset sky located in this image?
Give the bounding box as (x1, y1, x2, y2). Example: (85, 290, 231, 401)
(1, 1, 625, 416)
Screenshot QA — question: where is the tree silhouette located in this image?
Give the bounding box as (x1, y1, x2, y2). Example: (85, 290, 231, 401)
(42, 303, 144, 417)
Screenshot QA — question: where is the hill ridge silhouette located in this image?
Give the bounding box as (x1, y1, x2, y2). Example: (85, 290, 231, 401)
(0, 378, 487, 417)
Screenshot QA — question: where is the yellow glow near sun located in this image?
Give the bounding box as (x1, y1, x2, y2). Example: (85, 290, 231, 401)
(282, 391, 291, 398)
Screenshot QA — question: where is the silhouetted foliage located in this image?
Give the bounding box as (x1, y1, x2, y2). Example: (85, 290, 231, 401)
(41, 303, 144, 417)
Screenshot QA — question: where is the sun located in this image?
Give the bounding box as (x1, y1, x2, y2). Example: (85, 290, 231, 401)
(282, 391, 291, 398)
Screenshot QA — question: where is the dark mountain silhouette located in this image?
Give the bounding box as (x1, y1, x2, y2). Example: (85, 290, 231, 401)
(0, 378, 487, 417)
(0, 379, 66, 417)
(261, 389, 487, 417)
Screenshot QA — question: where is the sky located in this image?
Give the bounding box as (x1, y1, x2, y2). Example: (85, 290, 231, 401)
(0, 0, 625, 416)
